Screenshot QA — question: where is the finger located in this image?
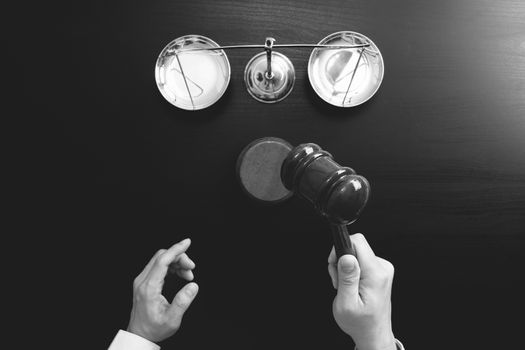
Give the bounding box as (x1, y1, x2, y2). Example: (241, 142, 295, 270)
(328, 262, 338, 289)
(327, 246, 337, 288)
(147, 239, 192, 284)
(168, 253, 195, 275)
(174, 253, 196, 270)
(168, 282, 199, 324)
(136, 249, 167, 285)
(327, 246, 336, 265)
(336, 254, 361, 303)
(350, 233, 377, 274)
(175, 268, 194, 281)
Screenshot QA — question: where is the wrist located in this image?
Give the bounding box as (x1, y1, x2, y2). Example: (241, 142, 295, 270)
(354, 330, 396, 350)
(127, 324, 152, 343)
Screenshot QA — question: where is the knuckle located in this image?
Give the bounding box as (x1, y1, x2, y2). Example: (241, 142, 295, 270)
(145, 280, 158, 292)
(157, 254, 169, 266)
(378, 258, 395, 278)
(374, 258, 394, 282)
(384, 261, 395, 277)
(351, 233, 367, 246)
(137, 283, 148, 296)
(351, 232, 365, 241)
(340, 273, 359, 285)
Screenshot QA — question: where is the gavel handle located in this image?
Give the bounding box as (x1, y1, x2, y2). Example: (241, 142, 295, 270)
(330, 224, 356, 259)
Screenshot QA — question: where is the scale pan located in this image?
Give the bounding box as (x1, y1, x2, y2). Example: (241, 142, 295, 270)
(155, 35, 231, 110)
(308, 31, 384, 107)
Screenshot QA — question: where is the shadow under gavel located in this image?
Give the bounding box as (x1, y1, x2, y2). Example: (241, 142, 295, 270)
(237, 137, 370, 259)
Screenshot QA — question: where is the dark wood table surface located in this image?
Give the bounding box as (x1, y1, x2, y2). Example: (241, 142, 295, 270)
(31, 0, 525, 348)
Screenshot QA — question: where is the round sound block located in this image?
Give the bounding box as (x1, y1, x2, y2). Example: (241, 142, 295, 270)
(237, 137, 293, 203)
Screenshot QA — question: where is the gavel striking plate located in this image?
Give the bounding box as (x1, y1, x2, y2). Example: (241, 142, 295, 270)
(237, 137, 370, 258)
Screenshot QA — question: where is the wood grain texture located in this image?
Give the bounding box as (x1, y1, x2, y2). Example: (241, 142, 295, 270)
(53, 0, 525, 348)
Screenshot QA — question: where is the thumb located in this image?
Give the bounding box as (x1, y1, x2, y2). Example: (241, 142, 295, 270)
(337, 255, 361, 302)
(168, 282, 199, 324)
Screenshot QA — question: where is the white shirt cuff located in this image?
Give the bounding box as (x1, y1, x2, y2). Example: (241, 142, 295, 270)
(108, 330, 161, 350)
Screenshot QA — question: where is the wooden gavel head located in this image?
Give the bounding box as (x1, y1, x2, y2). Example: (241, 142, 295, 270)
(281, 143, 370, 226)
(237, 137, 370, 258)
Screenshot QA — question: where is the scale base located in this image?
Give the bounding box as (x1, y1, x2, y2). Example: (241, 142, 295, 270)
(244, 52, 295, 103)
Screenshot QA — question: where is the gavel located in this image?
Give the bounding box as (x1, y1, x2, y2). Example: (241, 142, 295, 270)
(237, 137, 370, 259)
